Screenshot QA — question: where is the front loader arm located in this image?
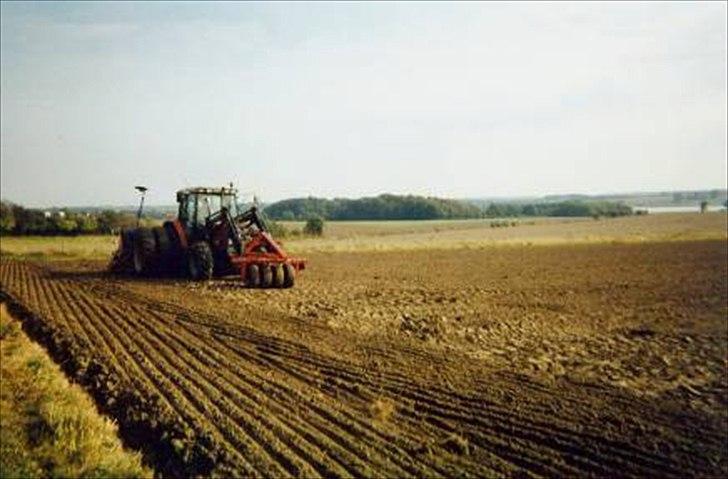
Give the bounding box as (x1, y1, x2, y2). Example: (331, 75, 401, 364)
(234, 205, 268, 233)
(206, 205, 270, 256)
(206, 207, 244, 254)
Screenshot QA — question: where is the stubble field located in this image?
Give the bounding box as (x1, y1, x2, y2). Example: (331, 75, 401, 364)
(0, 213, 726, 477)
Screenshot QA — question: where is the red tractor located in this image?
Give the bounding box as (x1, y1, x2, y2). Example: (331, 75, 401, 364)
(110, 186, 305, 287)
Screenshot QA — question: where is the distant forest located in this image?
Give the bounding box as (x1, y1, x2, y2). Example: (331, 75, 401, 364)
(264, 194, 483, 221)
(263, 194, 635, 221)
(481, 201, 633, 219)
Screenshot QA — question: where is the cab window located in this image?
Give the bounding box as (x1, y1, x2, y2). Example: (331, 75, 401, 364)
(195, 195, 222, 221)
(188, 195, 199, 225)
(221, 195, 237, 216)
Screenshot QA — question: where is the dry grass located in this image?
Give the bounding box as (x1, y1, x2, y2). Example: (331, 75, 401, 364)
(0, 212, 725, 260)
(0, 235, 119, 261)
(282, 212, 728, 253)
(0, 303, 151, 479)
(369, 398, 395, 423)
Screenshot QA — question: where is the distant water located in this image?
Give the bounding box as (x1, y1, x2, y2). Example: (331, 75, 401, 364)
(641, 206, 726, 214)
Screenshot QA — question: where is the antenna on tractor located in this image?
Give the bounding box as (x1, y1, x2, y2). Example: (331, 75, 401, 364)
(134, 185, 148, 227)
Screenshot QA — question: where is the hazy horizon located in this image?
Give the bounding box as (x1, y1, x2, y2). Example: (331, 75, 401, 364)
(2, 1, 726, 208)
(5, 187, 724, 210)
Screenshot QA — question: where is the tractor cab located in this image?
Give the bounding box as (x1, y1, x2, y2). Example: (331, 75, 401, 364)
(176, 187, 239, 228)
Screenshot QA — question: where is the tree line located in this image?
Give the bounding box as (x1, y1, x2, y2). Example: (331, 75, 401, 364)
(0, 201, 138, 236)
(483, 200, 633, 219)
(264, 195, 633, 220)
(264, 194, 484, 220)
(1, 195, 636, 236)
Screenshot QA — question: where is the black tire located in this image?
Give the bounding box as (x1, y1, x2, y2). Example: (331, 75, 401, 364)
(247, 264, 260, 288)
(163, 221, 181, 252)
(153, 226, 171, 255)
(153, 226, 174, 275)
(260, 264, 273, 288)
(283, 264, 295, 288)
(162, 221, 187, 276)
(187, 242, 213, 281)
(117, 229, 136, 272)
(271, 264, 285, 288)
(120, 228, 136, 255)
(132, 228, 156, 275)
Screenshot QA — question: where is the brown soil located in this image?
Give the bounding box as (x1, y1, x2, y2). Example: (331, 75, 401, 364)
(1, 240, 726, 477)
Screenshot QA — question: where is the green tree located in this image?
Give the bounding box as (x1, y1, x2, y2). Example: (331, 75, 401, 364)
(304, 216, 324, 236)
(279, 211, 295, 221)
(75, 214, 99, 234)
(50, 213, 78, 235)
(0, 201, 16, 233)
(264, 194, 482, 221)
(11, 205, 48, 234)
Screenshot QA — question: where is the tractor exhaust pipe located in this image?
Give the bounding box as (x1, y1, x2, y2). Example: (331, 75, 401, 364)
(135, 185, 148, 227)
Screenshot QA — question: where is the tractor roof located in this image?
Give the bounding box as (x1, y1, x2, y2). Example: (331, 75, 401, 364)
(176, 186, 238, 196)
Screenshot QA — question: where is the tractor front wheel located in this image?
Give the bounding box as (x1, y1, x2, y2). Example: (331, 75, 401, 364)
(187, 242, 213, 281)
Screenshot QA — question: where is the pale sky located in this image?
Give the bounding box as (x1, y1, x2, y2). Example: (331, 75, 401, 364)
(1, 1, 726, 207)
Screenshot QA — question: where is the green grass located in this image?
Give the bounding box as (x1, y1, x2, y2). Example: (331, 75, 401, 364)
(0, 304, 151, 478)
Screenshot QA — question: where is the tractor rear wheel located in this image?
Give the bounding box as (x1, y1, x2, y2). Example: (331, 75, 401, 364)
(120, 228, 135, 255)
(272, 264, 285, 288)
(153, 226, 171, 255)
(152, 226, 172, 274)
(247, 264, 260, 288)
(283, 264, 295, 288)
(261, 264, 273, 288)
(132, 228, 156, 275)
(187, 242, 213, 281)
(110, 229, 135, 273)
(163, 221, 181, 251)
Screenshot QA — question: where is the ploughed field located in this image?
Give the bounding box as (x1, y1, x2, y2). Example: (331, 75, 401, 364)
(1, 239, 726, 477)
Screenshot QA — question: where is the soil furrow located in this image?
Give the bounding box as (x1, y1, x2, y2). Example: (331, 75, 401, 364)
(1, 239, 725, 479)
(92, 282, 460, 478)
(122, 304, 350, 479)
(94, 297, 265, 476)
(137, 307, 394, 479)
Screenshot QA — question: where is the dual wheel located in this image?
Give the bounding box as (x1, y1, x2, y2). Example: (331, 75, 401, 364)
(128, 226, 175, 276)
(247, 263, 295, 288)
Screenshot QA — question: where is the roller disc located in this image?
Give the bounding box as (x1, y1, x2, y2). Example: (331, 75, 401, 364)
(261, 264, 273, 288)
(272, 264, 285, 288)
(247, 264, 260, 288)
(283, 264, 295, 288)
